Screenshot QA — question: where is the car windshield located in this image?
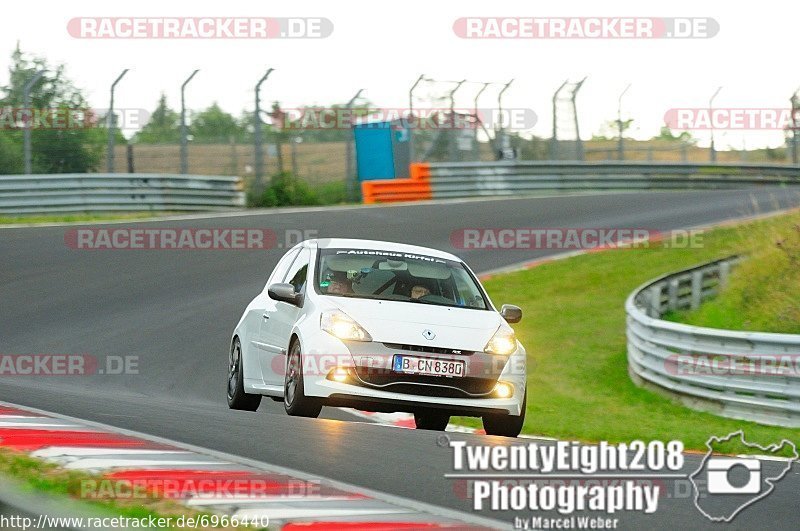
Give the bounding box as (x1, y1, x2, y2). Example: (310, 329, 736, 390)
(316, 248, 489, 310)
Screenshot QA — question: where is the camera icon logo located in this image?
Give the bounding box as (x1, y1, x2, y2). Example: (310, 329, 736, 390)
(690, 431, 798, 522)
(706, 458, 761, 494)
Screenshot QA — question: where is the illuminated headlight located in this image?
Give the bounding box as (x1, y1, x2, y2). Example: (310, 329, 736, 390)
(484, 327, 517, 355)
(329, 366, 350, 382)
(493, 381, 514, 398)
(320, 310, 372, 342)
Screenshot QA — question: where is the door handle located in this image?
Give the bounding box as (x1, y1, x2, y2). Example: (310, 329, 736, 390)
(262, 313, 270, 319)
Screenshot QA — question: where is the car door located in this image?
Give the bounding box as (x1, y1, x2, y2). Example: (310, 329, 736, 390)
(252, 248, 299, 388)
(262, 248, 311, 386)
(260, 246, 311, 387)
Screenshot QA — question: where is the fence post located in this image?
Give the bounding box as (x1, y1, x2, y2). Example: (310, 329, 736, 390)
(667, 278, 679, 311)
(254, 68, 274, 191)
(550, 80, 567, 160)
(690, 271, 703, 309)
(719, 261, 731, 286)
(126, 143, 134, 173)
(345, 89, 364, 202)
(180, 69, 199, 174)
(23, 71, 46, 175)
(648, 286, 662, 318)
(571, 77, 586, 161)
(107, 69, 129, 173)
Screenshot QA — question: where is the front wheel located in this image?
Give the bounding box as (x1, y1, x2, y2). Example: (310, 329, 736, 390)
(483, 390, 526, 437)
(227, 337, 262, 411)
(284, 340, 323, 418)
(414, 410, 450, 431)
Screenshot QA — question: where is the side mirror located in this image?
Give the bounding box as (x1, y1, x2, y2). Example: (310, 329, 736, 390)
(268, 283, 301, 306)
(500, 304, 522, 323)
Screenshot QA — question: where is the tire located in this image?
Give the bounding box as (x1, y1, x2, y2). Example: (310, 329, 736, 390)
(414, 410, 450, 431)
(284, 340, 323, 418)
(227, 337, 262, 411)
(483, 390, 526, 438)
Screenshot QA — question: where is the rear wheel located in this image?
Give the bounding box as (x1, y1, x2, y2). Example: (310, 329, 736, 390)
(483, 390, 526, 437)
(227, 337, 262, 411)
(284, 340, 323, 418)
(414, 410, 450, 431)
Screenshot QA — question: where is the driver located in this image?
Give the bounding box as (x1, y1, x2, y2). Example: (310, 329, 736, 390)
(410, 284, 431, 300)
(323, 272, 354, 295)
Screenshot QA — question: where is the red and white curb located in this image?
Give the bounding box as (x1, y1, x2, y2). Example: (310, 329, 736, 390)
(0, 402, 504, 530)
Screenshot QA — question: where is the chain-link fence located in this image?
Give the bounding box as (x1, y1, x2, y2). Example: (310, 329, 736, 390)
(103, 140, 346, 188)
(4, 71, 799, 197)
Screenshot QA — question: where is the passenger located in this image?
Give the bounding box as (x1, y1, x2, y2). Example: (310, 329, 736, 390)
(410, 284, 431, 300)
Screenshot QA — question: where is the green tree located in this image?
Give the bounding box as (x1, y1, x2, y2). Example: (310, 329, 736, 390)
(190, 102, 246, 143)
(0, 133, 22, 173)
(653, 126, 695, 144)
(593, 118, 634, 141)
(133, 94, 180, 143)
(0, 44, 103, 173)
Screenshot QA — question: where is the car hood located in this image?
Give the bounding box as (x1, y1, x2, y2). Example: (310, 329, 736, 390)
(326, 297, 503, 351)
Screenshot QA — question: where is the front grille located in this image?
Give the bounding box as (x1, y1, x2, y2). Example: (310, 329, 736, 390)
(382, 343, 475, 356)
(353, 367, 495, 397)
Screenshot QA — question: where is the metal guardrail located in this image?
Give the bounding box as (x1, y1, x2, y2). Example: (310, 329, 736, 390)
(0, 173, 245, 215)
(361, 161, 800, 203)
(626, 257, 800, 428)
(429, 161, 800, 199)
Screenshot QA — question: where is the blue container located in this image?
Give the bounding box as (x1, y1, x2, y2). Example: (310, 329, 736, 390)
(354, 119, 410, 181)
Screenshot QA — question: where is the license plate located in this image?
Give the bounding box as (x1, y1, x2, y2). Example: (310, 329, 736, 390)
(392, 355, 465, 377)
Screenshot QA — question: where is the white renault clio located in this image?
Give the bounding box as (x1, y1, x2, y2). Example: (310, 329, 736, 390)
(227, 238, 527, 437)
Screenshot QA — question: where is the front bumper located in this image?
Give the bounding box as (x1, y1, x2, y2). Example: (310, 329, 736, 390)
(302, 329, 527, 416)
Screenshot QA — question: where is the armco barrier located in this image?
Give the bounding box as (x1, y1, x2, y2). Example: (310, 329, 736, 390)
(362, 161, 800, 202)
(626, 256, 800, 427)
(0, 173, 245, 215)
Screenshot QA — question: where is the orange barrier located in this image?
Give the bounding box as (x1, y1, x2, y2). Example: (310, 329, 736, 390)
(361, 163, 431, 204)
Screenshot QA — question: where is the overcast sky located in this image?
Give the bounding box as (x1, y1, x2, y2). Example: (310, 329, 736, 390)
(2, 1, 797, 148)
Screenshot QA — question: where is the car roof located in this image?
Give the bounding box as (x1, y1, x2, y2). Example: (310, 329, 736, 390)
(306, 238, 462, 262)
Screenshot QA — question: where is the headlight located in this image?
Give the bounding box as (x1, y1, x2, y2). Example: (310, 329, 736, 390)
(320, 310, 372, 342)
(493, 381, 514, 398)
(484, 327, 517, 355)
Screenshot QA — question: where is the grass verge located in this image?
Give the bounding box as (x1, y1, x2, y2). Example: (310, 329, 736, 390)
(454, 209, 800, 452)
(664, 214, 800, 333)
(0, 212, 174, 225)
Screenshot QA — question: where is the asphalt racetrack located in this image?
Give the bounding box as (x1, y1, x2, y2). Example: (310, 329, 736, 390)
(2, 189, 799, 529)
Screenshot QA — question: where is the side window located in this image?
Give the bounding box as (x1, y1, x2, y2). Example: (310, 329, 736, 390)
(267, 248, 300, 288)
(284, 248, 311, 293)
